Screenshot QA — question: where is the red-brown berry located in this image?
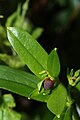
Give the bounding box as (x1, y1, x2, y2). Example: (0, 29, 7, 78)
(43, 78, 54, 90)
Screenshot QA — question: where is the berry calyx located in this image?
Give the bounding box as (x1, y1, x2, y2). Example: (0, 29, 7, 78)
(43, 77, 54, 90)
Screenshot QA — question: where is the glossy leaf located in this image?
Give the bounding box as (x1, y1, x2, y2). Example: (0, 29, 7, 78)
(0, 65, 49, 102)
(0, 65, 40, 97)
(47, 48, 60, 78)
(7, 27, 48, 78)
(30, 88, 49, 102)
(47, 84, 67, 116)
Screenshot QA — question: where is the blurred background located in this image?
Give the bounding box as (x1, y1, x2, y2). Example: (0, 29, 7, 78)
(0, 0, 80, 119)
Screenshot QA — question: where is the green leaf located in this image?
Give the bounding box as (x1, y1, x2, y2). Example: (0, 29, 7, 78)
(3, 94, 16, 108)
(31, 27, 43, 40)
(0, 54, 24, 68)
(0, 65, 40, 98)
(76, 82, 80, 91)
(74, 69, 80, 77)
(7, 27, 48, 78)
(29, 88, 49, 102)
(47, 84, 67, 116)
(0, 108, 21, 120)
(53, 115, 63, 120)
(0, 65, 49, 102)
(47, 48, 60, 78)
(0, 94, 21, 120)
(5, 110, 21, 120)
(63, 107, 72, 120)
(6, 4, 21, 27)
(53, 107, 72, 120)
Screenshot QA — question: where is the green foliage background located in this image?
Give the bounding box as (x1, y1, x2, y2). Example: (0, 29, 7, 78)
(0, 0, 80, 119)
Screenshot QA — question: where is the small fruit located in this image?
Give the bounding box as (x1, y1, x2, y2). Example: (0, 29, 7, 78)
(43, 77, 54, 90)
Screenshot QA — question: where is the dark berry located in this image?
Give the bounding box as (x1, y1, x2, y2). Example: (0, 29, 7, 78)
(43, 78, 54, 90)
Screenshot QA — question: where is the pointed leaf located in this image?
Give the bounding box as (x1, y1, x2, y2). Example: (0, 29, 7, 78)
(53, 107, 72, 120)
(7, 27, 48, 78)
(47, 84, 67, 116)
(53, 116, 63, 120)
(47, 48, 60, 78)
(0, 65, 49, 102)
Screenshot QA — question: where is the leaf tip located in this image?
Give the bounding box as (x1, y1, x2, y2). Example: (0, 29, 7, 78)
(57, 114, 60, 118)
(28, 97, 31, 100)
(54, 48, 57, 51)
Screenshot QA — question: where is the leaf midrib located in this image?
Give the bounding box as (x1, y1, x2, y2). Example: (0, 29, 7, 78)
(9, 29, 46, 71)
(0, 78, 35, 89)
